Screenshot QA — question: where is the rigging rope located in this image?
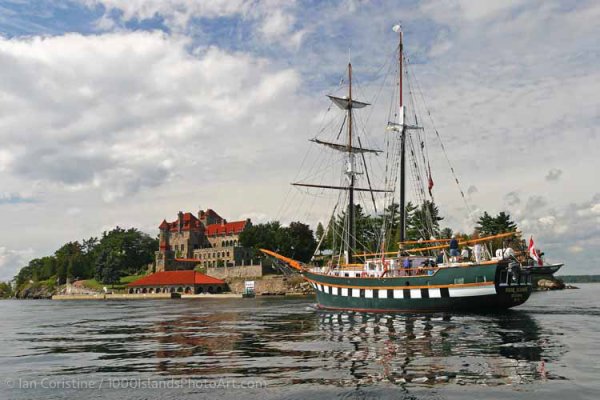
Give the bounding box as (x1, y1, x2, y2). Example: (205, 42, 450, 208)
(405, 56, 473, 216)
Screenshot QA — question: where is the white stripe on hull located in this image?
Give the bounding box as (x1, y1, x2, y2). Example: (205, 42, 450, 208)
(448, 286, 496, 297)
(312, 283, 497, 299)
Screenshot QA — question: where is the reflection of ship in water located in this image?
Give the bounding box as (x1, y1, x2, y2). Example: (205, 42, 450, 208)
(316, 311, 564, 387)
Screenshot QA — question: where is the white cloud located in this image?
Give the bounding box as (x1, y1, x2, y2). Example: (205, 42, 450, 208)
(0, 31, 304, 202)
(0, 247, 34, 281)
(82, 0, 306, 48)
(83, 0, 251, 27)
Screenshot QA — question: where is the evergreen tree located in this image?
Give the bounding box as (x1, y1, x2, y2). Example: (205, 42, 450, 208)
(405, 201, 443, 241)
(383, 202, 401, 252)
(476, 211, 517, 235)
(315, 222, 325, 242)
(440, 227, 453, 239)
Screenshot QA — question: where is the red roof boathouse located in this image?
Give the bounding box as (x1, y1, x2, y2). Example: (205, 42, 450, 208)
(127, 271, 226, 295)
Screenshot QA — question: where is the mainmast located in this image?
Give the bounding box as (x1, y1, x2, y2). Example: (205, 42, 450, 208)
(347, 63, 355, 264)
(396, 24, 407, 243)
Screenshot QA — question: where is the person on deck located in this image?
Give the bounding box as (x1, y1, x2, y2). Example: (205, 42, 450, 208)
(449, 235, 459, 261)
(473, 243, 484, 264)
(402, 258, 412, 276)
(460, 247, 470, 261)
(436, 251, 445, 265)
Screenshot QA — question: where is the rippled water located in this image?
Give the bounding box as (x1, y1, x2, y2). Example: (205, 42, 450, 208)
(1, 284, 599, 399)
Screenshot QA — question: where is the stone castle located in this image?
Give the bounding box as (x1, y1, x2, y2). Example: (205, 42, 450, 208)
(156, 208, 253, 272)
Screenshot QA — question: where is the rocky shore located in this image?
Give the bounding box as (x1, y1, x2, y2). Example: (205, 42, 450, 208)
(225, 275, 314, 296)
(535, 277, 578, 291)
(14, 282, 55, 299)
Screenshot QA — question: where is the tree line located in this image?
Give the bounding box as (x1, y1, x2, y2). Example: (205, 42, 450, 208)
(238, 204, 518, 264)
(14, 227, 158, 288)
(313, 203, 518, 255)
(239, 221, 318, 263)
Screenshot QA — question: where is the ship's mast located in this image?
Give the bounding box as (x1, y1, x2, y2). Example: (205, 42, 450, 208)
(291, 56, 392, 266)
(347, 63, 355, 264)
(397, 26, 407, 243)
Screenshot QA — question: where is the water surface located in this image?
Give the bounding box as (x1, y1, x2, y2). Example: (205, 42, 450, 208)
(1, 284, 598, 399)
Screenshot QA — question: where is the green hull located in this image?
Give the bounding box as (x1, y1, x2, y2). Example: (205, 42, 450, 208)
(304, 260, 531, 312)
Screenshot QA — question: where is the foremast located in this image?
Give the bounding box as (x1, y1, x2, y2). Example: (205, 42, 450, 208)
(346, 63, 356, 264)
(292, 63, 388, 265)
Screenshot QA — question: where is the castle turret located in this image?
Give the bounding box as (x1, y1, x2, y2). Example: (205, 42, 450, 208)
(156, 219, 173, 272)
(159, 219, 170, 251)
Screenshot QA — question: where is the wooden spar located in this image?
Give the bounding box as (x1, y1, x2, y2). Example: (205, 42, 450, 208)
(356, 231, 520, 257)
(355, 250, 398, 258)
(406, 232, 520, 253)
(291, 182, 392, 193)
(399, 238, 452, 245)
(259, 249, 304, 271)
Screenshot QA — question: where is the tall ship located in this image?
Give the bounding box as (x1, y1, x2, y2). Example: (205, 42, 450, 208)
(262, 25, 532, 312)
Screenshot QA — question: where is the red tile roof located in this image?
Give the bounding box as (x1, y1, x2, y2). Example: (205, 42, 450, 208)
(127, 271, 225, 286)
(159, 212, 204, 232)
(202, 208, 223, 221)
(158, 210, 248, 234)
(205, 220, 247, 236)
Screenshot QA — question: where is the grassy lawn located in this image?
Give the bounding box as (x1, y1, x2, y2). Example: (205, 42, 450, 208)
(80, 274, 147, 292)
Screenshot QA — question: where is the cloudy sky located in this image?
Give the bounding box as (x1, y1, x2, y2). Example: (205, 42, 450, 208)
(0, 0, 598, 280)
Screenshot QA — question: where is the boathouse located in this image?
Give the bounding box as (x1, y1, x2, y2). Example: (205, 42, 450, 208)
(127, 270, 226, 294)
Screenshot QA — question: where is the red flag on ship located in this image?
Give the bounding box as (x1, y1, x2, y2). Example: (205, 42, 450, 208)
(528, 236, 543, 266)
(427, 162, 434, 196)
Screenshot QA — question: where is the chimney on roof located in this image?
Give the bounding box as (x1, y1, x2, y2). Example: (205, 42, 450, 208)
(178, 211, 183, 232)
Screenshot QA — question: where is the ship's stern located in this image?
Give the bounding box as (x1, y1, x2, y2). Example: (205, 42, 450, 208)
(494, 259, 533, 308)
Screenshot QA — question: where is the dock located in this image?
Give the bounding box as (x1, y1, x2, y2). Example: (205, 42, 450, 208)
(52, 292, 243, 300)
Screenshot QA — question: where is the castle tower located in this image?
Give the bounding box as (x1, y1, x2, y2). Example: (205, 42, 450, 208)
(156, 219, 173, 272)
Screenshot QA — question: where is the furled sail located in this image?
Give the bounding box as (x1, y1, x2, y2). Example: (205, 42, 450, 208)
(310, 138, 382, 154)
(291, 182, 392, 192)
(327, 95, 370, 110)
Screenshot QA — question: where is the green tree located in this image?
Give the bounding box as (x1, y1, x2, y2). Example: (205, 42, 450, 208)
(315, 222, 325, 242)
(239, 221, 282, 252)
(54, 242, 89, 283)
(286, 221, 318, 262)
(239, 221, 317, 263)
(406, 201, 444, 241)
(94, 249, 122, 285)
(440, 227, 453, 239)
(0, 281, 13, 298)
(93, 227, 157, 275)
(476, 211, 517, 235)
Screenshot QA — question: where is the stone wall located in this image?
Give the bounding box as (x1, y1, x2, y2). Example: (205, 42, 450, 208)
(226, 275, 313, 295)
(206, 264, 269, 279)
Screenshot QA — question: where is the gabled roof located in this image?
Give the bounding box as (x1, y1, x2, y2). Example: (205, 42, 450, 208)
(160, 212, 204, 232)
(159, 219, 169, 230)
(203, 208, 223, 221)
(127, 271, 225, 286)
(205, 220, 247, 236)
